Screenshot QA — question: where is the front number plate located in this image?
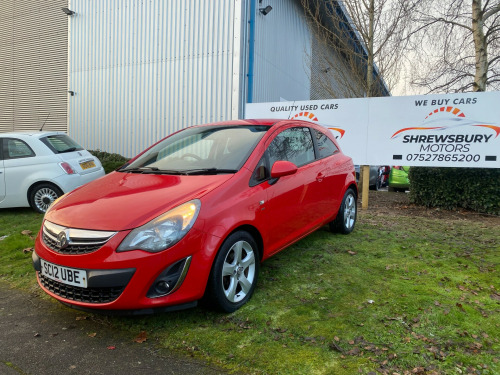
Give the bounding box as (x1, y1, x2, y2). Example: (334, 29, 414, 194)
(80, 160, 96, 170)
(40, 259, 88, 288)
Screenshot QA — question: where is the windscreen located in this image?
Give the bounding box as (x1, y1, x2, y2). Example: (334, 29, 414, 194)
(120, 125, 270, 175)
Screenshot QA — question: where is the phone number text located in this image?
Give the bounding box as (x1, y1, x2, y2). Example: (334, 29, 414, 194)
(406, 153, 480, 162)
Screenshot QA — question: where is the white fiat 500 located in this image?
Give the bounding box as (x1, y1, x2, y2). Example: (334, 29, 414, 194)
(0, 132, 105, 213)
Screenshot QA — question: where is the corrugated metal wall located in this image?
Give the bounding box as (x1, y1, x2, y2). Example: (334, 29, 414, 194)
(310, 36, 366, 99)
(0, 0, 68, 133)
(250, 0, 312, 103)
(68, 0, 242, 157)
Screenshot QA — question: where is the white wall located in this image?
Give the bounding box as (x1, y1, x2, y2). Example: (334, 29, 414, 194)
(68, 0, 242, 157)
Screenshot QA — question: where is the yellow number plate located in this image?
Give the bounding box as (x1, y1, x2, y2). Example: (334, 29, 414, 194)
(80, 160, 96, 170)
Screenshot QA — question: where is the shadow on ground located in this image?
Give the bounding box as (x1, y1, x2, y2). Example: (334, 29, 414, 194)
(0, 282, 226, 375)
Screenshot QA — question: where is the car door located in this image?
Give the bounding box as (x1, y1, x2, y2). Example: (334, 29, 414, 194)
(309, 128, 347, 220)
(0, 138, 5, 202)
(254, 126, 321, 257)
(2, 138, 38, 206)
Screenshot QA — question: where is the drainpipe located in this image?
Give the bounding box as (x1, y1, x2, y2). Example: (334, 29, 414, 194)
(247, 0, 257, 103)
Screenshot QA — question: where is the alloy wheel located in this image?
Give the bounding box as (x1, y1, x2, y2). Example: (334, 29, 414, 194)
(221, 240, 256, 303)
(34, 187, 59, 212)
(343, 193, 356, 230)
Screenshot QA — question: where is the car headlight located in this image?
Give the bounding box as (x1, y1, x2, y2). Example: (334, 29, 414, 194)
(117, 199, 201, 253)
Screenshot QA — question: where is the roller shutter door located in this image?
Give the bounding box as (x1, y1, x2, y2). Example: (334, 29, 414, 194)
(0, 0, 68, 133)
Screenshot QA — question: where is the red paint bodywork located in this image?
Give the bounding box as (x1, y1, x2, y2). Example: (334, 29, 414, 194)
(34, 119, 357, 311)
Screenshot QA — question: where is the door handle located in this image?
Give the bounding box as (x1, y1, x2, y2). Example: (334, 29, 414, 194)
(316, 173, 324, 182)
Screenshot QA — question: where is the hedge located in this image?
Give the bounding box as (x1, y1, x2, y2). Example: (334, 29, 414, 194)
(409, 167, 500, 215)
(88, 150, 130, 174)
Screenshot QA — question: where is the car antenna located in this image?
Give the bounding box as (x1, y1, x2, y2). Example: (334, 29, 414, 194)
(39, 113, 50, 131)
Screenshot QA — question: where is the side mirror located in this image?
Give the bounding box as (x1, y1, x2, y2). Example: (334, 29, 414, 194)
(270, 160, 298, 178)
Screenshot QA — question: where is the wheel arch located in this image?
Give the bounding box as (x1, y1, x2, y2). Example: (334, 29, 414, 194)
(347, 182, 358, 198)
(223, 224, 264, 263)
(27, 181, 64, 202)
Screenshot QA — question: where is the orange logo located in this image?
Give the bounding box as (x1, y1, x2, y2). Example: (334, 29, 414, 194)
(327, 128, 346, 139)
(391, 107, 500, 139)
(290, 112, 319, 121)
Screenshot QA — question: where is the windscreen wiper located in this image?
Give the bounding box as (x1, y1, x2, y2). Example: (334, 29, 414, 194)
(121, 167, 186, 175)
(182, 168, 238, 175)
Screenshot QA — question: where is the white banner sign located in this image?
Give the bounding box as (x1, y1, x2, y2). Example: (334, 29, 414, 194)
(245, 92, 500, 168)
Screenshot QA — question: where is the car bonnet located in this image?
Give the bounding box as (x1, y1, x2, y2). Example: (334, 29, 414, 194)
(44, 171, 234, 231)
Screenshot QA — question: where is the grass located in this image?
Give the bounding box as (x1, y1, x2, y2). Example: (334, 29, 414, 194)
(1, 199, 499, 374)
(0, 208, 43, 287)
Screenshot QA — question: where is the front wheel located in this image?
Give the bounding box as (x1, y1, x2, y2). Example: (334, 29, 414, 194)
(205, 231, 260, 313)
(29, 183, 63, 214)
(330, 188, 357, 234)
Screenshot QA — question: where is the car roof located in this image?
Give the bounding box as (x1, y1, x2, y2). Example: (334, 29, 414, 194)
(193, 118, 320, 128)
(195, 119, 279, 127)
(0, 131, 67, 139)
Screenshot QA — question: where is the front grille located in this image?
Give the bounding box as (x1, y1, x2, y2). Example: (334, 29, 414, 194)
(39, 274, 125, 303)
(42, 220, 117, 255)
(43, 233, 103, 254)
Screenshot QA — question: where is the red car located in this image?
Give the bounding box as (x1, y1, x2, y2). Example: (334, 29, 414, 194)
(33, 119, 357, 313)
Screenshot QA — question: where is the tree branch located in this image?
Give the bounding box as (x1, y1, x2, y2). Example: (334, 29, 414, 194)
(483, 3, 500, 21)
(435, 17, 472, 31)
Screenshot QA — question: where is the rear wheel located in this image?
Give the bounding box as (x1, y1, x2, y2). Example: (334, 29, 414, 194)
(370, 167, 384, 191)
(330, 188, 357, 234)
(375, 174, 382, 191)
(205, 231, 260, 312)
(29, 183, 63, 214)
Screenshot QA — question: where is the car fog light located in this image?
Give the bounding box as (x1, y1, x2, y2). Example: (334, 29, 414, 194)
(147, 256, 192, 298)
(155, 281, 171, 295)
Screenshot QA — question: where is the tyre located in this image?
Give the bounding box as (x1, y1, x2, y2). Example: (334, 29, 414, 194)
(205, 231, 260, 313)
(375, 167, 385, 191)
(330, 188, 357, 234)
(29, 183, 63, 214)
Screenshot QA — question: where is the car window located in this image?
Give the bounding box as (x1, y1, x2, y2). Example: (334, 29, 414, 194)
(122, 125, 270, 174)
(268, 127, 314, 167)
(40, 134, 84, 154)
(314, 129, 339, 159)
(2, 138, 36, 159)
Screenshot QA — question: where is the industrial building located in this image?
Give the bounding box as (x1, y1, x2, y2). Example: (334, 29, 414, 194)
(0, 0, 388, 157)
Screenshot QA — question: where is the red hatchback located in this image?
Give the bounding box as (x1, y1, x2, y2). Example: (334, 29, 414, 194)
(33, 119, 357, 313)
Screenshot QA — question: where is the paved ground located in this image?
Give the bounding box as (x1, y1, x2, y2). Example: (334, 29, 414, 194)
(0, 282, 225, 375)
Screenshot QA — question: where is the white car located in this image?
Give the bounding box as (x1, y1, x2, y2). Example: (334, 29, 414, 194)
(0, 131, 105, 213)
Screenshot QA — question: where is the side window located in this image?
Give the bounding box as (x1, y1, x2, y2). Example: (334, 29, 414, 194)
(3, 138, 35, 159)
(268, 127, 315, 167)
(314, 129, 339, 159)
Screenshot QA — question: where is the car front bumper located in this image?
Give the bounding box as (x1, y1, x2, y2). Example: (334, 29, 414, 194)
(33, 226, 221, 312)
